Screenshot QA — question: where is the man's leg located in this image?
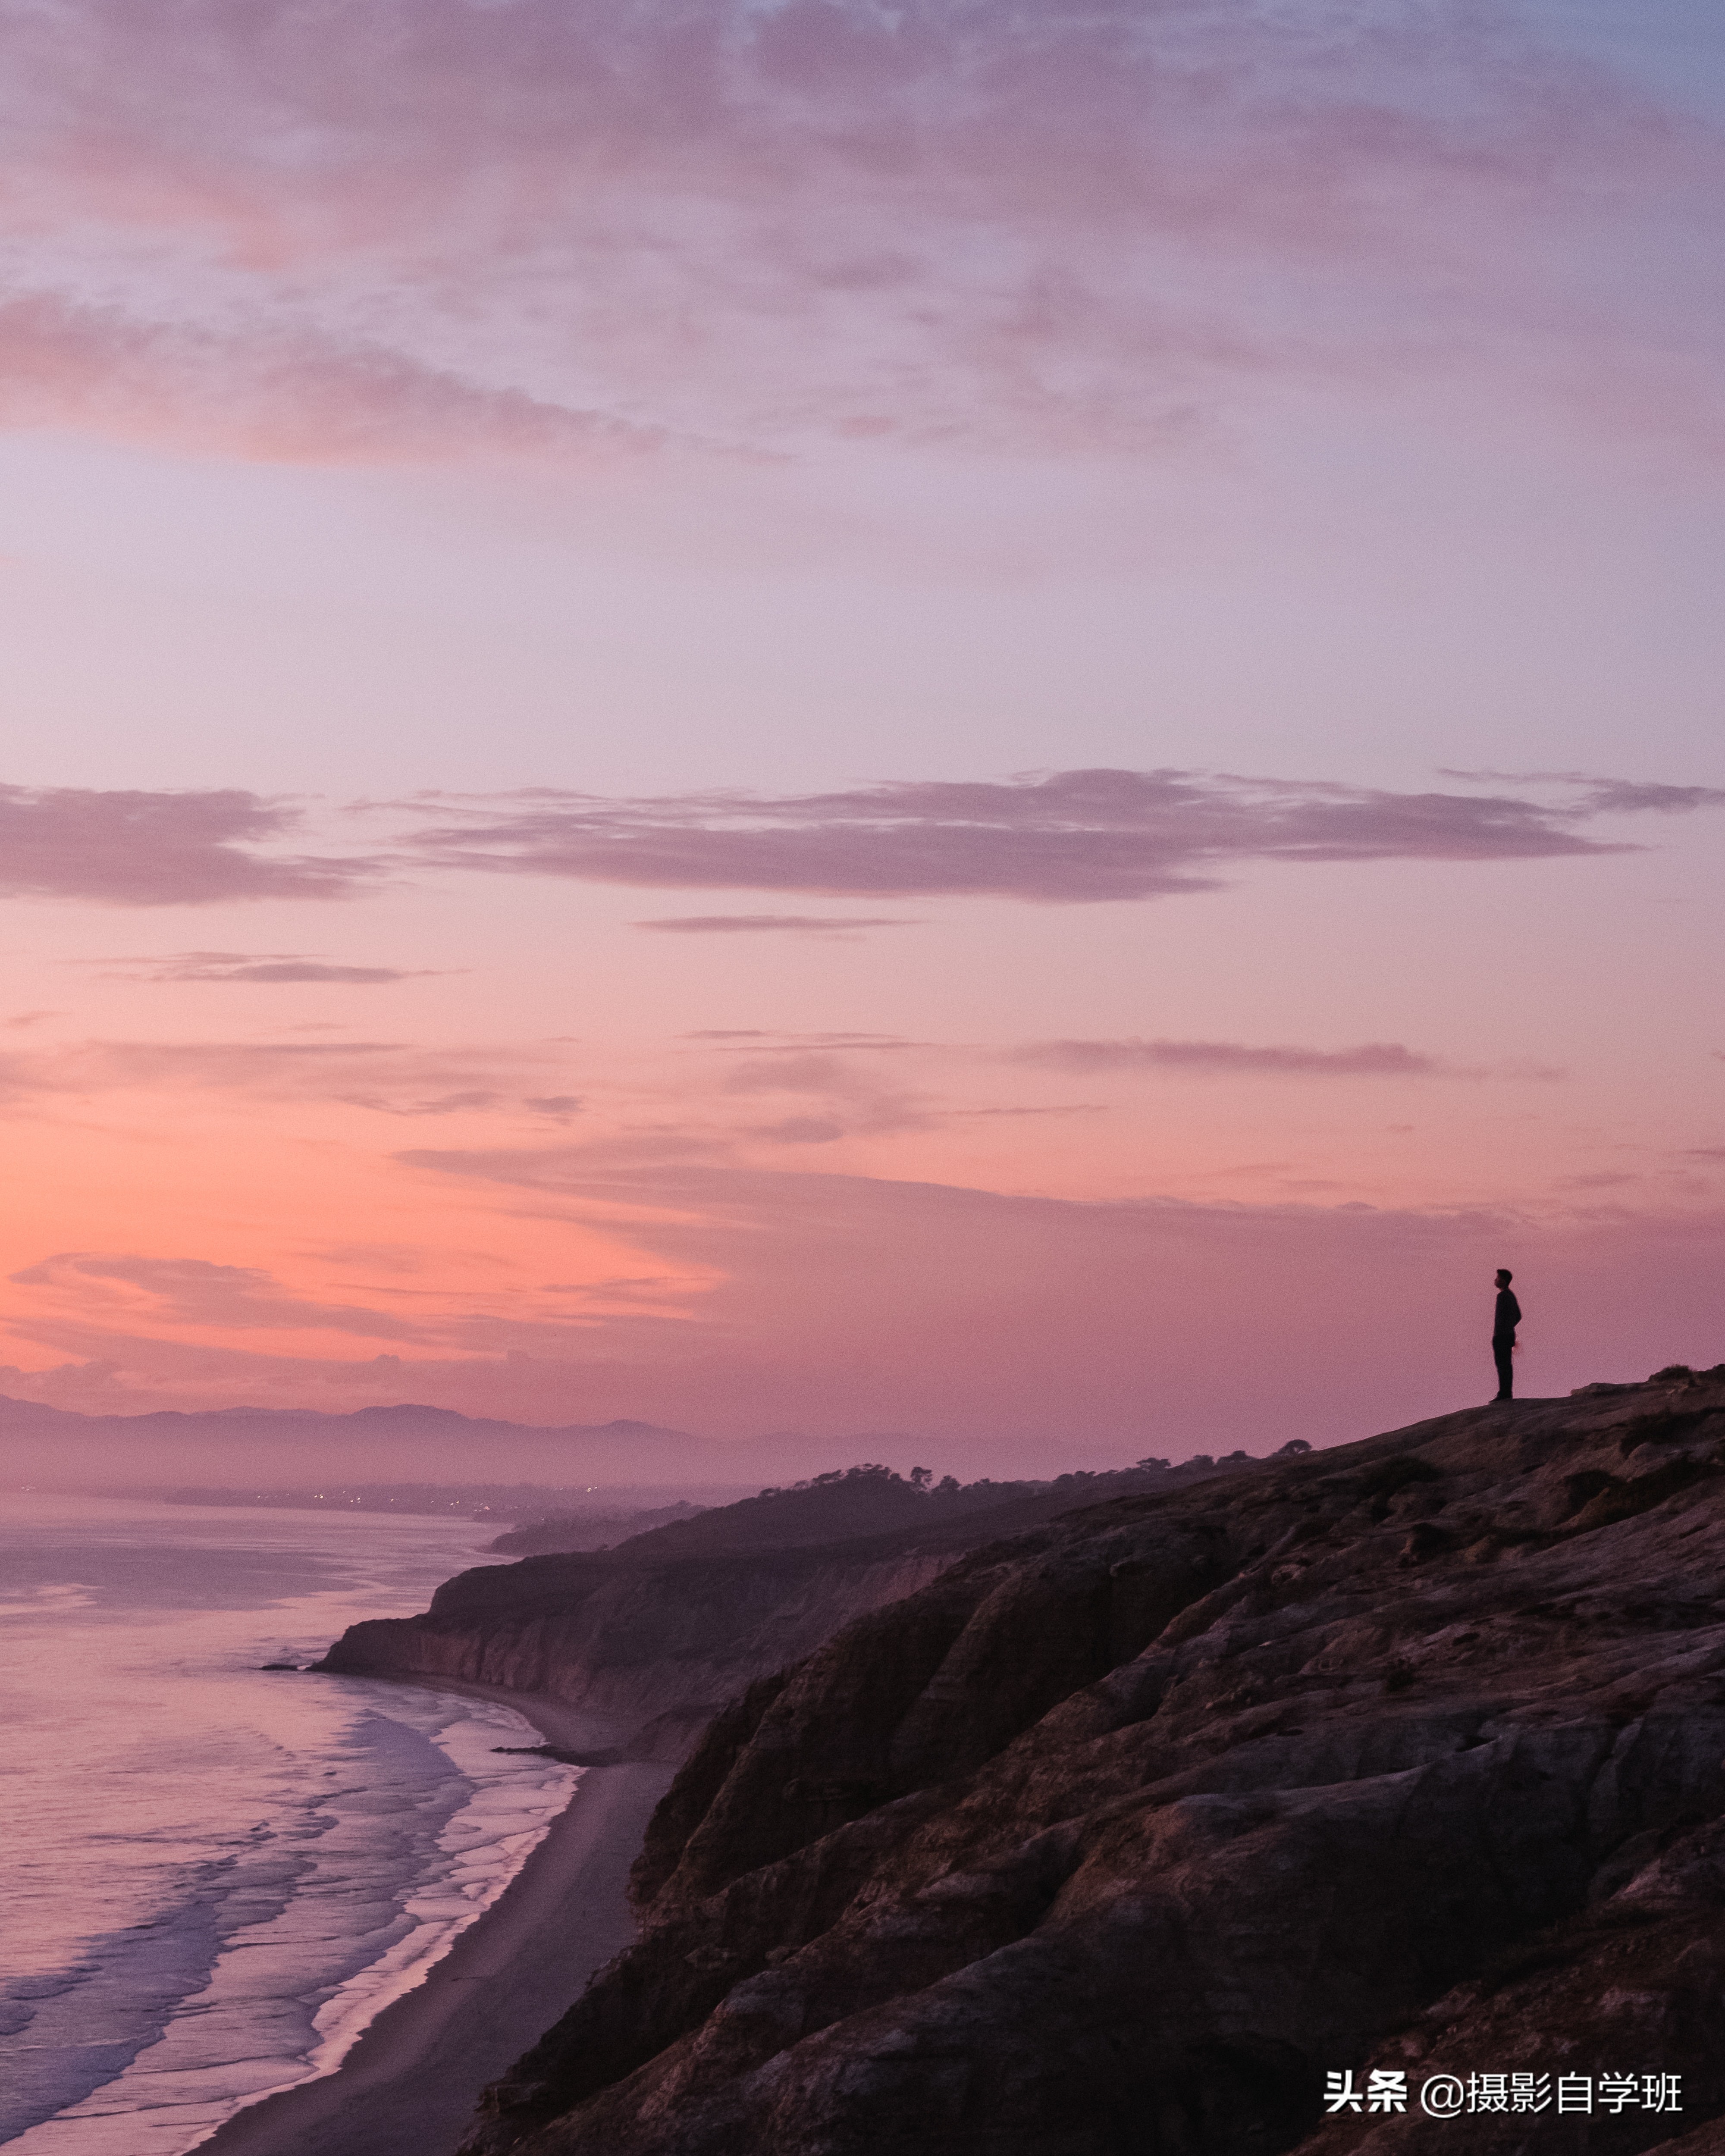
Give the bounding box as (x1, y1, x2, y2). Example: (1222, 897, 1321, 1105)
(1493, 1342, 1514, 1401)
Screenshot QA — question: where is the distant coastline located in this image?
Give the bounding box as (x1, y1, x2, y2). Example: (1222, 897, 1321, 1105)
(134, 1480, 746, 1519)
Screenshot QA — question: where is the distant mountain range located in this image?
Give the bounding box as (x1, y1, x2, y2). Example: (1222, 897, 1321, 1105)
(0, 1394, 1067, 1493)
(0, 1392, 1196, 1495)
(0, 1395, 757, 1490)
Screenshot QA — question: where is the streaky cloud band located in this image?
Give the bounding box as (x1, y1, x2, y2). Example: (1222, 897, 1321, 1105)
(7, 768, 1720, 910)
(1014, 1038, 1566, 1081)
(405, 766, 1725, 906)
(1020, 1039, 1449, 1077)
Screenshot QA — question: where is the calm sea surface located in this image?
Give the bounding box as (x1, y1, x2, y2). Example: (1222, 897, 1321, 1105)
(0, 1490, 577, 2154)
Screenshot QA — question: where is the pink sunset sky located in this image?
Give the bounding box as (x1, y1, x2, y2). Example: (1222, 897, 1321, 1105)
(1, 0, 1722, 1471)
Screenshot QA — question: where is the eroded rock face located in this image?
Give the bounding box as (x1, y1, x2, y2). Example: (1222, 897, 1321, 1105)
(460, 1374, 1725, 2156)
(316, 1465, 1249, 1732)
(317, 1544, 961, 1727)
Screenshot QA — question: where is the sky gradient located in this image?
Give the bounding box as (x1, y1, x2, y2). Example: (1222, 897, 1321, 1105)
(2, 0, 1722, 1473)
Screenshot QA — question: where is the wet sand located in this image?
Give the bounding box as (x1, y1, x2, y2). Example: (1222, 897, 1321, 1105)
(195, 1680, 675, 2156)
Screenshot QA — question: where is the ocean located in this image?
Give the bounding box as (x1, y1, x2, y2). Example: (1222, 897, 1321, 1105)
(0, 1489, 577, 2154)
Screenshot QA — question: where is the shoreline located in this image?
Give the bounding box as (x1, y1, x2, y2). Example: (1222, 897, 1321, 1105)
(193, 1677, 676, 2156)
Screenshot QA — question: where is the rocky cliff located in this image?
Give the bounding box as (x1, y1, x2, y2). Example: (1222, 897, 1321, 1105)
(317, 1462, 1236, 1738)
(319, 1538, 955, 1735)
(455, 1368, 1725, 2156)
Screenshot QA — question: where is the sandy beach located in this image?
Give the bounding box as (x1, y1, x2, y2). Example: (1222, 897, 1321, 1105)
(194, 1680, 675, 2156)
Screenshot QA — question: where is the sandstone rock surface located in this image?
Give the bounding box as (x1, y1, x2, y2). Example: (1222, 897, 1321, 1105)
(454, 1373, 1725, 2156)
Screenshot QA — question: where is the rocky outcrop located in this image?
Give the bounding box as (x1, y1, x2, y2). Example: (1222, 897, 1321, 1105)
(317, 1463, 1240, 1736)
(457, 1369, 1725, 2156)
(318, 1541, 957, 1732)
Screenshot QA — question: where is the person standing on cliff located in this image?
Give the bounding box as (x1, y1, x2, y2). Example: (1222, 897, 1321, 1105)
(1492, 1269, 1522, 1402)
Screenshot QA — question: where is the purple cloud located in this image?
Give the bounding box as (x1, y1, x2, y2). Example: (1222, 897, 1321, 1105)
(0, 787, 377, 905)
(407, 768, 1725, 906)
(26, 770, 1713, 915)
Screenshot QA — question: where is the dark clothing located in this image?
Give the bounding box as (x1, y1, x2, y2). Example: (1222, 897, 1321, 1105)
(1492, 1286, 1521, 1401)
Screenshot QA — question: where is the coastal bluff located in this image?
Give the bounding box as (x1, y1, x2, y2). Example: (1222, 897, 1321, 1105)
(317, 1463, 1228, 1743)
(448, 1370, 1725, 2156)
(318, 1535, 958, 1741)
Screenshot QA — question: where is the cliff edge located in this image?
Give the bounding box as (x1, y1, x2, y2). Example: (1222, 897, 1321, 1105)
(316, 1461, 1237, 1741)
(456, 1369, 1725, 2156)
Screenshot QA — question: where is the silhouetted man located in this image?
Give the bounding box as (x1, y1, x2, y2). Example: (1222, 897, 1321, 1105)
(1492, 1268, 1521, 1402)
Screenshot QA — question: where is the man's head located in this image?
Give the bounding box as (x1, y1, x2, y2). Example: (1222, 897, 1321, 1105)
(1495, 1269, 1513, 1288)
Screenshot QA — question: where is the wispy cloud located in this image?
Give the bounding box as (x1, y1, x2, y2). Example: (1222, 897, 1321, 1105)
(634, 915, 918, 934)
(747, 1116, 848, 1147)
(523, 1095, 583, 1122)
(407, 768, 1725, 906)
(1020, 1039, 1452, 1078)
(9, 1252, 428, 1340)
(708, 1032, 920, 1052)
(0, 786, 378, 905)
(0, 3, 1718, 464)
(1020, 1037, 1569, 1081)
(0, 292, 665, 465)
(1439, 773, 1725, 815)
(98, 951, 430, 984)
(720, 1049, 936, 1138)
(0, 1035, 584, 1122)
